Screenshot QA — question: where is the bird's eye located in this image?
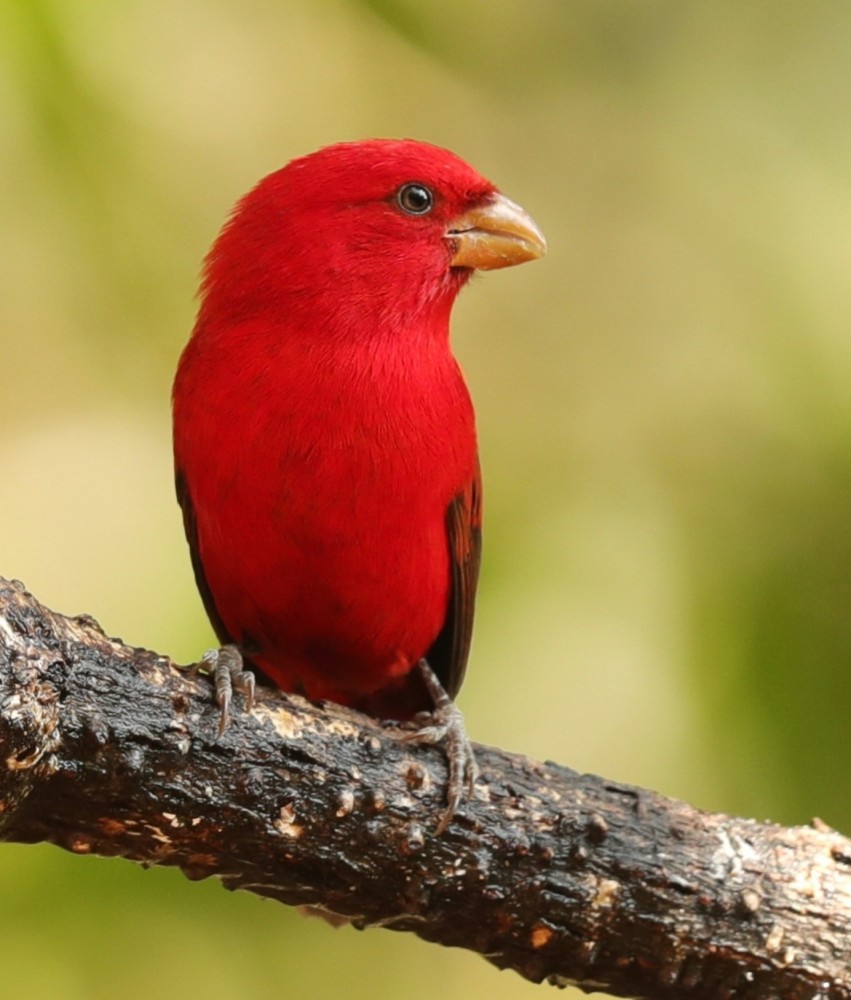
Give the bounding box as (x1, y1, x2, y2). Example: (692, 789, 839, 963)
(396, 183, 434, 216)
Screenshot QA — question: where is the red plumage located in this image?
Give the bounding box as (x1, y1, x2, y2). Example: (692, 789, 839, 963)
(173, 139, 543, 723)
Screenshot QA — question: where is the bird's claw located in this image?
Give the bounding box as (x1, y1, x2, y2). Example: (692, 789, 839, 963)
(392, 659, 478, 834)
(196, 645, 255, 736)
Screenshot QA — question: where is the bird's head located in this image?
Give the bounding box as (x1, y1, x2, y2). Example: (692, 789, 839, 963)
(200, 139, 546, 337)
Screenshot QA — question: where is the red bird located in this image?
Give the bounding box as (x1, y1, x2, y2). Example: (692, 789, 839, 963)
(173, 139, 545, 830)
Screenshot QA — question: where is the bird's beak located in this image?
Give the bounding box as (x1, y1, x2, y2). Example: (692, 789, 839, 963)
(447, 192, 547, 270)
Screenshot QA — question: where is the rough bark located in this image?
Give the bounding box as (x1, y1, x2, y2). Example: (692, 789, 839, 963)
(0, 576, 849, 998)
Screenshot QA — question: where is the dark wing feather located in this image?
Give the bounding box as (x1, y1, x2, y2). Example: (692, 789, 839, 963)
(425, 456, 483, 700)
(175, 469, 234, 648)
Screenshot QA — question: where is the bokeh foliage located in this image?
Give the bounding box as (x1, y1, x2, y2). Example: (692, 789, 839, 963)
(1, 1, 850, 997)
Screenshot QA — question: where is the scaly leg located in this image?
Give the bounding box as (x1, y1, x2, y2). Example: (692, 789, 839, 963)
(395, 659, 478, 834)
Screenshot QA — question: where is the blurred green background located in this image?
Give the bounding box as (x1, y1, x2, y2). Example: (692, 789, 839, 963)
(2, 1, 850, 997)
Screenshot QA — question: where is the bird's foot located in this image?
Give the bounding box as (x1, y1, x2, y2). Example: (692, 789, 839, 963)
(192, 645, 256, 737)
(393, 659, 478, 835)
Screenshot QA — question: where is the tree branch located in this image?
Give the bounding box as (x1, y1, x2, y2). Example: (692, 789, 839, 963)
(0, 577, 849, 998)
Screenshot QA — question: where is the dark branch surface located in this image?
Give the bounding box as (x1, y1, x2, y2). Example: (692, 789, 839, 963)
(0, 577, 849, 999)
